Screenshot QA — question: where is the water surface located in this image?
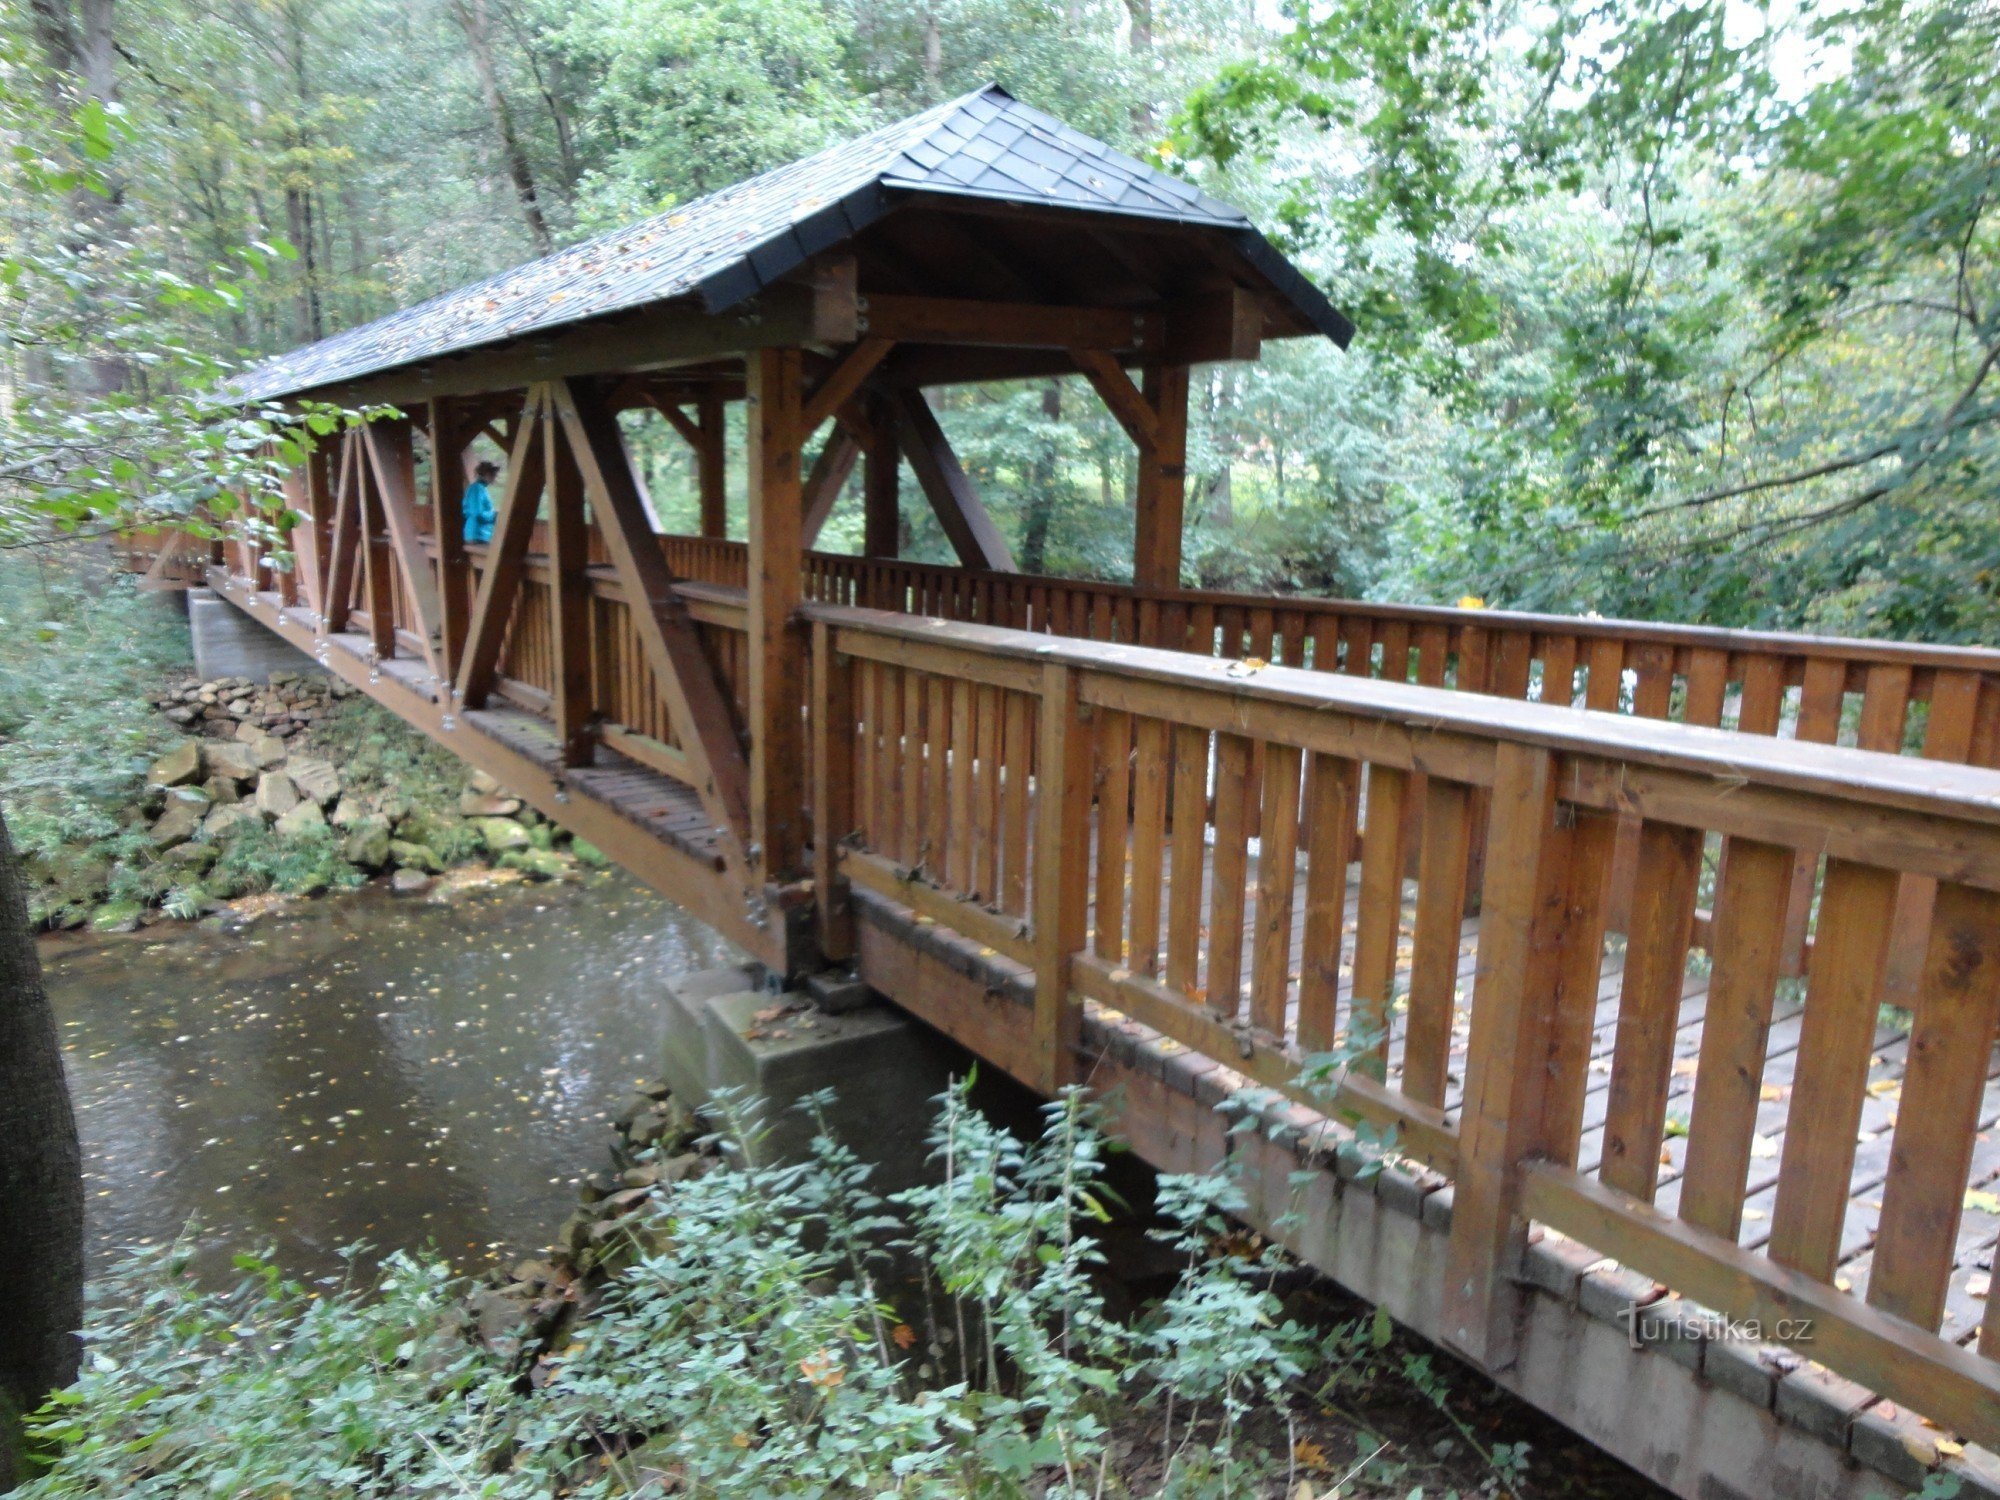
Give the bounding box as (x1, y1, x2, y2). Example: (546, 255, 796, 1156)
(45, 872, 737, 1281)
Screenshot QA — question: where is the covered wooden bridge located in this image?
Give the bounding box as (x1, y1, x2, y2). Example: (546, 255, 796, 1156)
(151, 86, 2000, 1500)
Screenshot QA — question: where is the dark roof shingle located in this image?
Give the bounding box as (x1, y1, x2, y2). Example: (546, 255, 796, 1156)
(234, 85, 1349, 403)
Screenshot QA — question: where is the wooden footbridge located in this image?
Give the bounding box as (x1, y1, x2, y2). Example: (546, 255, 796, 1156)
(142, 87, 2000, 1499)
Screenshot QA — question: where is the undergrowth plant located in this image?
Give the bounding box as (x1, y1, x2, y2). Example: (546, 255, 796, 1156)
(18, 1084, 1536, 1499)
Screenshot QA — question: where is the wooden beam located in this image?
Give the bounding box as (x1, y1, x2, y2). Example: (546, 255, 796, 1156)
(135, 528, 189, 593)
(355, 435, 396, 659)
(861, 393, 900, 596)
(276, 467, 303, 608)
(1071, 350, 1158, 449)
(303, 441, 334, 619)
(746, 347, 810, 894)
(651, 397, 702, 450)
(362, 417, 447, 685)
(427, 401, 474, 680)
(455, 388, 550, 707)
(1164, 286, 1265, 365)
(213, 572, 780, 967)
(544, 406, 598, 766)
(802, 424, 862, 547)
(888, 390, 1015, 572)
(861, 293, 1162, 353)
(801, 337, 894, 435)
(299, 282, 835, 409)
(696, 398, 727, 539)
(323, 432, 362, 634)
(1131, 364, 1189, 593)
(550, 378, 756, 891)
(809, 253, 860, 343)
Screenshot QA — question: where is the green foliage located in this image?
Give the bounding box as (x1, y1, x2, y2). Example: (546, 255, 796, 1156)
(0, 555, 188, 920)
(549, 0, 867, 226)
(1175, 0, 2000, 639)
(17, 1087, 1448, 1500)
(21, 1245, 521, 1496)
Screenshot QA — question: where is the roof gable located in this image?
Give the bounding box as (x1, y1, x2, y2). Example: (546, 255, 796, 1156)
(235, 85, 1348, 403)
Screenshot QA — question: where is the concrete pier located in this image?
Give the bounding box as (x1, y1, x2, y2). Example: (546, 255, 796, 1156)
(188, 586, 320, 683)
(657, 965, 969, 1189)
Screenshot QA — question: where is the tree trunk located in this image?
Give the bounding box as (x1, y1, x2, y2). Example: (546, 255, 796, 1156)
(453, 0, 554, 255)
(0, 806, 84, 1487)
(1205, 369, 1234, 527)
(922, 9, 942, 94)
(1020, 380, 1061, 574)
(29, 0, 128, 394)
(1122, 0, 1155, 134)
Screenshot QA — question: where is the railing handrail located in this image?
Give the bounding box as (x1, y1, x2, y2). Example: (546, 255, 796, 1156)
(811, 596, 2000, 1452)
(807, 600, 2000, 840)
(161, 520, 2000, 676)
(782, 536, 2000, 675)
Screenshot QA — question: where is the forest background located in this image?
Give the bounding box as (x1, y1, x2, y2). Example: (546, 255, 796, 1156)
(5, 0, 1997, 643)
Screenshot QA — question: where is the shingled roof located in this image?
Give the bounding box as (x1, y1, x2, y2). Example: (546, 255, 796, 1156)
(234, 84, 1352, 403)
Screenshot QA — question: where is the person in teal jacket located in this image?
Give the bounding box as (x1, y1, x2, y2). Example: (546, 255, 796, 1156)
(463, 461, 499, 545)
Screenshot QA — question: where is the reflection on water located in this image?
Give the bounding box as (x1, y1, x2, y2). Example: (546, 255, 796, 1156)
(45, 872, 737, 1281)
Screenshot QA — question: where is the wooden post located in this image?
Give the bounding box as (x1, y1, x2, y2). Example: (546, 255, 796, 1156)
(304, 442, 335, 620)
(545, 405, 597, 767)
(1444, 743, 1600, 1367)
(747, 347, 808, 889)
(1031, 660, 1094, 1094)
(812, 619, 855, 962)
(357, 429, 396, 659)
(429, 401, 472, 682)
(277, 467, 304, 609)
(1132, 363, 1189, 593)
(324, 433, 362, 634)
(862, 392, 899, 608)
(697, 397, 727, 538)
(363, 416, 448, 685)
(457, 391, 550, 708)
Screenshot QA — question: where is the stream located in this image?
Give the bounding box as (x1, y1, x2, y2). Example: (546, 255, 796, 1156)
(43, 871, 738, 1281)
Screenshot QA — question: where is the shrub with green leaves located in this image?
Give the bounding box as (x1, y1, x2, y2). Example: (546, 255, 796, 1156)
(18, 1086, 1379, 1500)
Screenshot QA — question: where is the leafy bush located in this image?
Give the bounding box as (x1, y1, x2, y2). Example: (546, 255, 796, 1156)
(0, 554, 189, 872)
(19, 1087, 1371, 1499)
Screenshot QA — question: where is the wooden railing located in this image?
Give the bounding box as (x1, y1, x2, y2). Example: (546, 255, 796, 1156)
(178, 494, 2000, 1445)
(393, 527, 2000, 996)
(807, 604, 2000, 1452)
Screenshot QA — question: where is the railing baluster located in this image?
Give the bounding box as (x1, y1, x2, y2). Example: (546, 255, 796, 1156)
(1352, 765, 1411, 1074)
(1679, 838, 1794, 1239)
(1206, 733, 1253, 1018)
(1252, 742, 1304, 1039)
(1296, 752, 1357, 1053)
(1404, 778, 1475, 1109)
(1600, 820, 1705, 1202)
(1769, 858, 1900, 1281)
(1127, 717, 1169, 975)
(1093, 709, 1132, 963)
(1031, 661, 1093, 1093)
(811, 620, 855, 962)
(1166, 724, 1210, 996)
(1868, 882, 2000, 1330)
